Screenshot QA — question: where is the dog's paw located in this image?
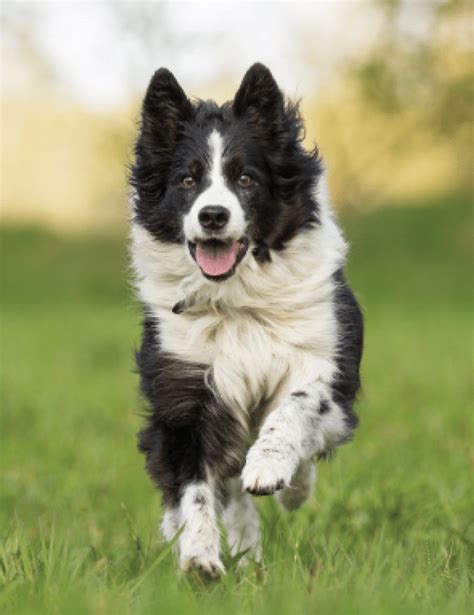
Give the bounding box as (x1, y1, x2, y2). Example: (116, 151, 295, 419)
(181, 554, 225, 579)
(241, 452, 293, 496)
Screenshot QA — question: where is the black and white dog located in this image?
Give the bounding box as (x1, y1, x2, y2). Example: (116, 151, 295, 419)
(130, 63, 363, 577)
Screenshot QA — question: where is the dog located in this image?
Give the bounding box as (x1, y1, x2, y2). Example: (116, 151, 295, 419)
(130, 63, 363, 577)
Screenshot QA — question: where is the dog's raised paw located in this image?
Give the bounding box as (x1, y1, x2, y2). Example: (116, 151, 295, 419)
(241, 455, 292, 496)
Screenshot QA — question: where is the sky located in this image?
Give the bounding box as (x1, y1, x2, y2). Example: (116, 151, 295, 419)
(2, 1, 440, 109)
(2, 1, 382, 108)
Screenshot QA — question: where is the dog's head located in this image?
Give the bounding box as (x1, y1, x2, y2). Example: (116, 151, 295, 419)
(131, 63, 322, 282)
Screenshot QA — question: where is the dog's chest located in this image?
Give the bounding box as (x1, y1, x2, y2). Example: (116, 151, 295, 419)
(159, 308, 285, 409)
(158, 296, 336, 415)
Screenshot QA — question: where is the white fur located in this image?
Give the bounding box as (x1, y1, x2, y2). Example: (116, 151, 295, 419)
(132, 170, 350, 570)
(178, 481, 224, 576)
(221, 478, 261, 563)
(183, 130, 246, 242)
(276, 460, 317, 511)
(161, 507, 180, 542)
(132, 174, 346, 431)
(242, 381, 347, 493)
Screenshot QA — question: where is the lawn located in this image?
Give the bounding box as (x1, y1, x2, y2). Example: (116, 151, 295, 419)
(1, 194, 472, 614)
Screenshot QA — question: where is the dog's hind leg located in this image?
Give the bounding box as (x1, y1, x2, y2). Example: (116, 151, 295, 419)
(221, 477, 261, 564)
(161, 506, 180, 542)
(275, 460, 317, 511)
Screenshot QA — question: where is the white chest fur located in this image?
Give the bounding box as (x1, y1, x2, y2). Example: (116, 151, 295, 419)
(131, 191, 348, 423)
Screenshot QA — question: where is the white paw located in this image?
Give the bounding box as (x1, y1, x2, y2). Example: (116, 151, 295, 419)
(233, 536, 262, 567)
(180, 553, 225, 579)
(241, 450, 294, 496)
(178, 481, 223, 578)
(226, 527, 262, 565)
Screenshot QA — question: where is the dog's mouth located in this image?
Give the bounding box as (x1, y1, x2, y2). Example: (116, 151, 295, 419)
(188, 238, 249, 281)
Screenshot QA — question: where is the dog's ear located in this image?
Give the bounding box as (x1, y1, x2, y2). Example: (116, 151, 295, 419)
(233, 63, 284, 124)
(141, 68, 193, 146)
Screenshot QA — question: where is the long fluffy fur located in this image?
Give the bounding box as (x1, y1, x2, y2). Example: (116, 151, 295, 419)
(130, 63, 363, 576)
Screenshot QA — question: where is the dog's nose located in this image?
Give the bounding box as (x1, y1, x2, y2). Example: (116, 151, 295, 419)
(198, 206, 230, 231)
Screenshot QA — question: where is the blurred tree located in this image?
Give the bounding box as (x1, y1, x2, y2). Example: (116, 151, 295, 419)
(1, 1, 471, 229)
(304, 0, 472, 209)
(355, 0, 472, 136)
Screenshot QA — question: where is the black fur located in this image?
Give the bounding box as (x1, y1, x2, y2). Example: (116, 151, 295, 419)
(136, 318, 245, 506)
(130, 63, 323, 257)
(332, 269, 364, 431)
(319, 399, 330, 415)
(131, 64, 363, 514)
(292, 391, 308, 398)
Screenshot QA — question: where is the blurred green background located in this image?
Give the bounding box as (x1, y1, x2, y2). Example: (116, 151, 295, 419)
(1, 2, 473, 614)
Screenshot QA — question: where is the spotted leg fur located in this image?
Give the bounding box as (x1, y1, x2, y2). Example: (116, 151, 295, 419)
(177, 481, 225, 578)
(241, 383, 351, 496)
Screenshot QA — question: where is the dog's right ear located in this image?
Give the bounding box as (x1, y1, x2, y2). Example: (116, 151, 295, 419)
(233, 63, 284, 120)
(141, 68, 193, 145)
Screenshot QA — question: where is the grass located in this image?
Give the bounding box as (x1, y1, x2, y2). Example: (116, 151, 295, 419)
(1, 193, 473, 614)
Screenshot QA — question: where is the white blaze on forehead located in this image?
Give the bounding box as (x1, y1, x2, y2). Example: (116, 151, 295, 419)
(208, 130, 224, 184)
(183, 130, 246, 242)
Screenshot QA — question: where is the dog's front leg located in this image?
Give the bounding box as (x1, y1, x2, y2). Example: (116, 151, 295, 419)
(147, 441, 226, 577)
(241, 382, 350, 495)
(138, 369, 246, 577)
(175, 478, 224, 577)
(144, 428, 226, 578)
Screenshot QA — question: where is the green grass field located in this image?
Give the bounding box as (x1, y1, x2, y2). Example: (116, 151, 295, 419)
(1, 195, 472, 614)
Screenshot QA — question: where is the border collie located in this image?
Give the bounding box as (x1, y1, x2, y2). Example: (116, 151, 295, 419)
(130, 63, 363, 577)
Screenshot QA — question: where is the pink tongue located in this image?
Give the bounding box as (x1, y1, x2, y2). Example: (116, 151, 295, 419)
(196, 242, 239, 276)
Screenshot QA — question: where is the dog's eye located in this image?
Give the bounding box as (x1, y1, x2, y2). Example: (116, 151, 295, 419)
(181, 176, 195, 189)
(237, 174, 253, 188)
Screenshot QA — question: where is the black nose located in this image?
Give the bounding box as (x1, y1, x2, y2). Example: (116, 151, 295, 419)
(198, 206, 230, 231)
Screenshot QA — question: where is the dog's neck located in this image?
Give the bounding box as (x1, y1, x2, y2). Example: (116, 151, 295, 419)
(132, 219, 346, 319)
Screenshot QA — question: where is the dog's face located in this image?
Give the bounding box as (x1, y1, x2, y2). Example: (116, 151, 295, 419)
(132, 63, 322, 282)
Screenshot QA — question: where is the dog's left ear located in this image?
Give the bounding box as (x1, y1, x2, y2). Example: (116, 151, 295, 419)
(233, 63, 284, 122)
